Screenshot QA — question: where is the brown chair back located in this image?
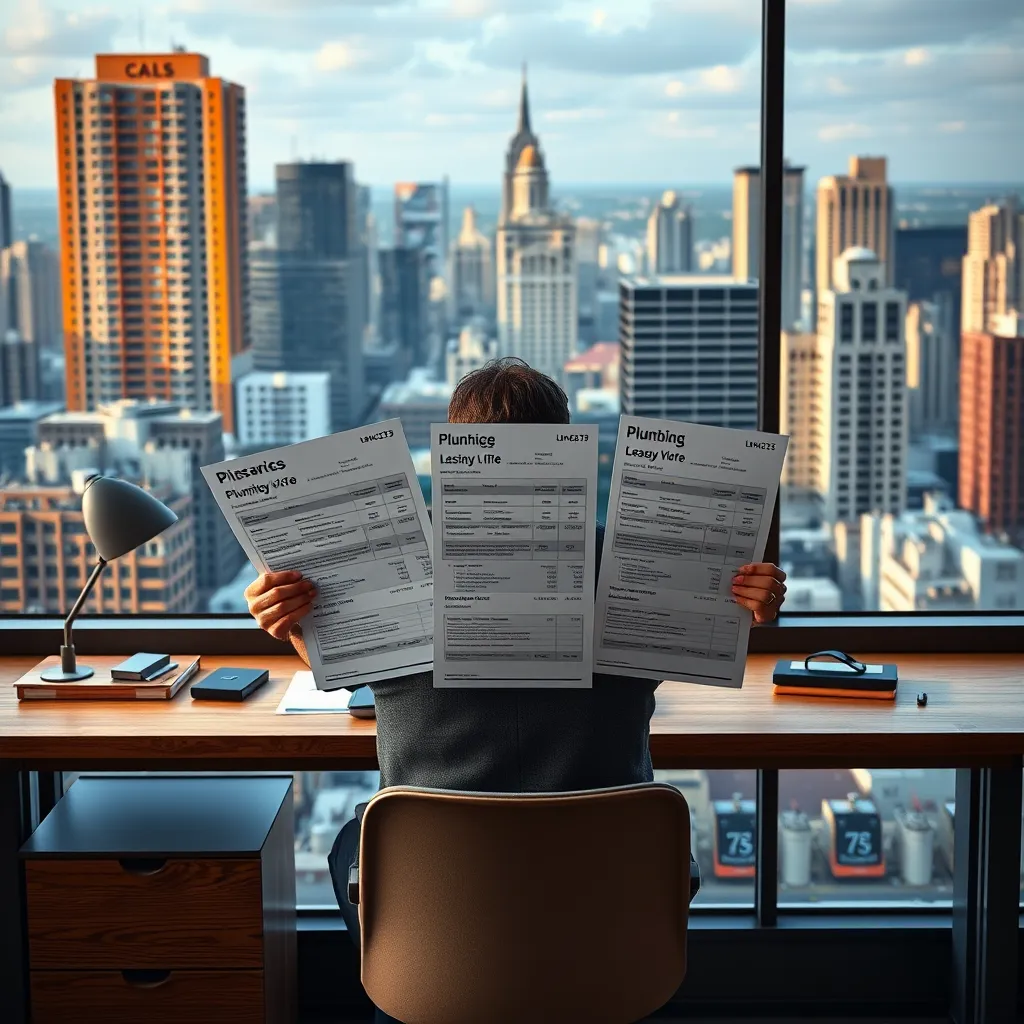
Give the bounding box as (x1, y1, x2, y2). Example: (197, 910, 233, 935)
(358, 784, 691, 1024)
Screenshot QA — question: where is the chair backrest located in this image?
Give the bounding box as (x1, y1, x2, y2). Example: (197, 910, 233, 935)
(358, 783, 691, 1024)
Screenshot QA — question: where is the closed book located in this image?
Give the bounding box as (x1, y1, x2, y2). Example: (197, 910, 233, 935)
(773, 658, 898, 700)
(110, 652, 170, 680)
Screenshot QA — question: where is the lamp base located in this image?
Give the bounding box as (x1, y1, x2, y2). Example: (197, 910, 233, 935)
(40, 665, 95, 682)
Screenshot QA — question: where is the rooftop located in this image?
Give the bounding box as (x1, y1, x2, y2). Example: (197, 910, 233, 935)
(0, 401, 64, 422)
(628, 274, 756, 288)
(564, 342, 620, 373)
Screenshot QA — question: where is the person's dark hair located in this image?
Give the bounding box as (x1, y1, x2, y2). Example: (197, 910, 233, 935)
(448, 357, 570, 425)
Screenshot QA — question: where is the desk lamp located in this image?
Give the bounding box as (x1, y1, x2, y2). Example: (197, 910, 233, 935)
(40, 475, 179, 682)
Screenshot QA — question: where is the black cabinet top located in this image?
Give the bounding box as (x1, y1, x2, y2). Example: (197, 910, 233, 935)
(21, 775, 293, 858)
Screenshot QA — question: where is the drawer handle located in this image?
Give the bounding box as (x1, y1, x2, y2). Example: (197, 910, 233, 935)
(117, 858, 168, 876)
(121, 969, 172, 989)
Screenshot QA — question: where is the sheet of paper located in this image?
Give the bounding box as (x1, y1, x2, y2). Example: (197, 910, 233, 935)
(202, 419, 433, 690)
(595, 415, 788, 688)
(275, 671, 354, 714)
(431, 423, 598, 688)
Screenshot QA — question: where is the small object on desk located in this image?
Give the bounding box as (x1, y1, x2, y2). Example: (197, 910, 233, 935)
(349, 685, 376, 719)
(275, 671, 354, 714)
(773, 649, 899, 700)
(110, 652, 170, 680)
(15, 657, 198, 701)
(917, 692, 928, 707)
(190, 666, 269, 702)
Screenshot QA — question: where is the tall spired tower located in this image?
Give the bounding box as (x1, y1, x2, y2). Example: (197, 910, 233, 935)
(496, 68, 577, 382)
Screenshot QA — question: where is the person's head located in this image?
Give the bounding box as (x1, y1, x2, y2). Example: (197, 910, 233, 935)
(448, 357, 570, 425)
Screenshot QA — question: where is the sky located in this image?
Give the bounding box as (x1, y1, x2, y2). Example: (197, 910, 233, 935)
(0, 0, 1022, 190)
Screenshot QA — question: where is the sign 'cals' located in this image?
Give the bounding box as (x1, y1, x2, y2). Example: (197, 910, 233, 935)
(125, 61, 176, 79)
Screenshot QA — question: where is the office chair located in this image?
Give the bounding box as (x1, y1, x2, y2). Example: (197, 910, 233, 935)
(350, 784, 693, 1024)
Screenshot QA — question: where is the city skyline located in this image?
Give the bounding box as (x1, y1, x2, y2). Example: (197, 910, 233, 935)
(1, 0, 1022, 187)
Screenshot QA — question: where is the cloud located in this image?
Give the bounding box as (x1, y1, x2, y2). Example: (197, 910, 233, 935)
(471, 2, 758, 76)
(787, 0, 1024, 52)
(903, 47, 931, 67)
(1, 0, 122, 57)
(313, 36, 414, 74)
(817, 122, 873, 142)
(939, 120, 966, 133)
(698, 64, 744, 94)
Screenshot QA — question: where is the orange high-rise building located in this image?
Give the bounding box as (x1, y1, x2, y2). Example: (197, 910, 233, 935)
(54, 53, 249, 431)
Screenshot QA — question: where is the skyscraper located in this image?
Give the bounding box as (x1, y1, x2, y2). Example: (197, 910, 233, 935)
(959, 325, 1024, 547)
(646, 191, 693, 274)
(905, 295, 957, 439)
(0, 330, 40, 405)
(251, 162, 366, 432)
(779, 330, 819, 497)
(379, 247, 429, 367)
(496, 72, 577, 382)
(54, 53, 249, 432)
(449, 206, 494, 324)
(816, 156, 894, 298)
(0, 169, 11, 250)
(812, 248, 907, 524)
(961, 198, 1022, 334)
(619, 275, 759, 428)
(394, 180, 449, 280)
(0, 240, 61, 353)
(732, 164, 805, 329)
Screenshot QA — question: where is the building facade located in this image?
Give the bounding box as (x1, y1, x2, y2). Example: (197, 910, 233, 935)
(779, 330, 819, 496)
(377, 370, 453, 449)
(236, 371, 330, 447)
(813, 248, 908, 525)
(0, 170, 11, 250)
(905, 295, 957, 439)
(619, 275, 759, 428)
(961, 198, 1022, 334)
(379, 247, 429, 368)
(496, 74, 577, 382)
(54, 53, 249, 432)
(816, 156, 894, 298)
(894, 224, 967, 315)
(250, 162, 366, 433)
(646, 191, 693, 275)
(0, 240, 61, 354)
(0, 401, 63, 478)
(33, 400, 242, 604)
(0, 473, 194, 615)
(449, 206, 494, 325)
(959, 327, 1024, 546)
(732, 164, 804, 330)
(0, 329, 40, 406)
(860, 495, 1024, 612)
(394, 180, 449, 281)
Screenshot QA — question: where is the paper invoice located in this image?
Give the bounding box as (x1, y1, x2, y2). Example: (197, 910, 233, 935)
(431, 423, 598, 688)
(202, 419, 433, 690)
(594, 415, 788, 688)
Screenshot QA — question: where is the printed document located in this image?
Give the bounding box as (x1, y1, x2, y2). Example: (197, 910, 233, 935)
(431, 423, 598, 688)
(595, 415, 788, 688)
(202, 420, 433, 690)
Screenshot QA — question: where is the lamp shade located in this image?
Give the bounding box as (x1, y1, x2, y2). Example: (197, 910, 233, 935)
(82, 475, 179, 561)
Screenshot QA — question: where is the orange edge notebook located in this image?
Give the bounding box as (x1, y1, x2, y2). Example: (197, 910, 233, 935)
(15, 656, 201, 701)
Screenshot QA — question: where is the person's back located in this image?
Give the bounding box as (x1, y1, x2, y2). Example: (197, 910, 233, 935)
(244, 359, 786, 962)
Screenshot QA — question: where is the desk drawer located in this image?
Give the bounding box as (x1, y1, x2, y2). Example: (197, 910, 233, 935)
(31, 969, 265, 1023)
(26, 858, 264, 968)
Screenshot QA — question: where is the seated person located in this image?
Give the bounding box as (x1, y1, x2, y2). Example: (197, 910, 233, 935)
(245, 358, 786, 964)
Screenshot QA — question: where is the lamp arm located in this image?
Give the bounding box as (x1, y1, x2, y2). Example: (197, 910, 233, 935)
(64, 558, 108, 649)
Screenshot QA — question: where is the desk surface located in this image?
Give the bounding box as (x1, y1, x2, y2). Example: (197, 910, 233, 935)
(1, 653, 1022, 769)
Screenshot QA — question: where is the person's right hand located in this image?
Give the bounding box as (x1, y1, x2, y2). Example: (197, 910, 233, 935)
(244, 571, 316, 641)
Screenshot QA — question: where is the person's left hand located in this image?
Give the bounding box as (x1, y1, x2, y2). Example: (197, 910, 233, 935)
(731, 563, 787, 623)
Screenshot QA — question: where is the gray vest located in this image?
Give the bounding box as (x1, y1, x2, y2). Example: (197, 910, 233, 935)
(370, 526, 658, 792)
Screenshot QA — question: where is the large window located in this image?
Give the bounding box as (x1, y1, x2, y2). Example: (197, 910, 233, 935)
(778, 0, 1024, 614)
(3, 0, 1022, 914)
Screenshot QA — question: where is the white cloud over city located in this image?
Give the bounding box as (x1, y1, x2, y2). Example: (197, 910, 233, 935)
(0, 0, 1021, 188)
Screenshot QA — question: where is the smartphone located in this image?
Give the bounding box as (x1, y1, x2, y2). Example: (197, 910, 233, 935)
(349, 686, 376, 719)
(191, 667, 269, 701)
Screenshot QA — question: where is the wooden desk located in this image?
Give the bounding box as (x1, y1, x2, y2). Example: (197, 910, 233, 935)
(2, 652, 1022, 1024)
(1, 653, 1023, 767)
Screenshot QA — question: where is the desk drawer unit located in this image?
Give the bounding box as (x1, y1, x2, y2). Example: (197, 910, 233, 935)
(20, 775, 296, 1024)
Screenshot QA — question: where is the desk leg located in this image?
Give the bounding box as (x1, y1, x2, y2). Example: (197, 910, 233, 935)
(0, 769, 29, 1024)
(951, 765, 1021, 1024)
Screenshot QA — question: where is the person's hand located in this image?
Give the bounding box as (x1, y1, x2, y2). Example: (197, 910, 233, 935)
(731, 563, 787, 623)
(244, 570, 317, 640)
